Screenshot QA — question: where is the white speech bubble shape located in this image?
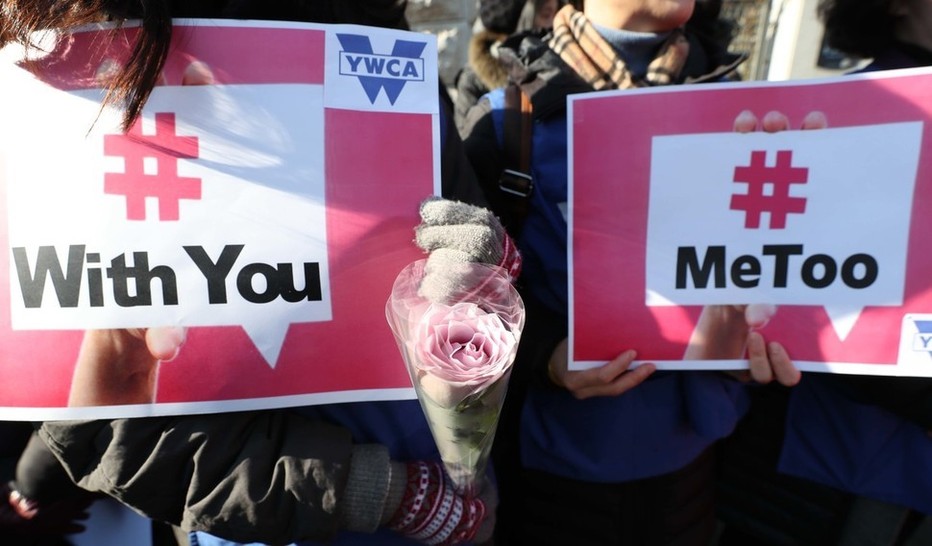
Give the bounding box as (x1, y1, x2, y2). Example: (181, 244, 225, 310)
(822, 304, 862, 341)
(645, 123, 924, 338)
(242, 320, 291, 368)
(2, 72, 332, 369)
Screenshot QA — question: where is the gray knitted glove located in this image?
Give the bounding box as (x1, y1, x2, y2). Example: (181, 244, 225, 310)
(415, 197, 520, 303)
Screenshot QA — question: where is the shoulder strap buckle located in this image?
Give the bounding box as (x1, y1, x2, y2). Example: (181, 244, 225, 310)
(499, 169, 534, 197)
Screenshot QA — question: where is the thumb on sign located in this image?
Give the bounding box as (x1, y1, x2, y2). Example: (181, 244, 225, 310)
(68, 327, 187, 406)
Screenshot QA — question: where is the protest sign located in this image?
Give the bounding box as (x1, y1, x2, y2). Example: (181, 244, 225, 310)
(569, 68, 932, 376)
(0, 20, 439, 418)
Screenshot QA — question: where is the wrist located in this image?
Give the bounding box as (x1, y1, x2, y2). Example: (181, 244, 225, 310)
(497, 232, 522, 280)
(381, 461, 408, 525)
(341, 444, 392, 533)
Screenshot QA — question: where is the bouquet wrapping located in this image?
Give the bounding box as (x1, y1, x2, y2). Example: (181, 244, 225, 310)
(386, 258, 525, 495)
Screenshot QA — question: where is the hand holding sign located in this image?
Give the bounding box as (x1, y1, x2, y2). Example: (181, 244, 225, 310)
(733, 110, 829, 133)
(68, 327, 186, 406)
(65, 59, 212, 408)
(685, 304, 797, 385)
(572, 69, 932, 377)
(548, 339, 656, 399)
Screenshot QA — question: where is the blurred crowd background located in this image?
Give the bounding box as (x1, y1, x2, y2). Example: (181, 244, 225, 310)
(409, 0, 863, 91)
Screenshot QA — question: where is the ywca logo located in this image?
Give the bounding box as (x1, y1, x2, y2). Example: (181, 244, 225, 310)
(911, 319, 932, 356)
(336, 34, 426, 105)
(730, 150, 808, 229)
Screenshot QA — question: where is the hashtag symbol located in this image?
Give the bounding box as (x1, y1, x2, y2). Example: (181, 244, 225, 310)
(730, 150, 808, 229)
(104, 113, 201, 221)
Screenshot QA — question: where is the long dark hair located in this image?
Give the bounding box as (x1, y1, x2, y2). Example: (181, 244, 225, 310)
(1, 1, 171, 130)
(0, 0, 408, 130)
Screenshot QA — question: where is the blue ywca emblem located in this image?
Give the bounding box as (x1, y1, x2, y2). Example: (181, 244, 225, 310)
(912, 319, 932, 357)
(337, 34, 427, 105)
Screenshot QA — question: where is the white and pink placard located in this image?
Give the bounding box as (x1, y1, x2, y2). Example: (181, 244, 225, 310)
(0, 20, 440, 418)
(569, 68, 932, 376)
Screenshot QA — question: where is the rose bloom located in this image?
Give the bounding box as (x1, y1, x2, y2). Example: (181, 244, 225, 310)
(412, 302, 518, 408)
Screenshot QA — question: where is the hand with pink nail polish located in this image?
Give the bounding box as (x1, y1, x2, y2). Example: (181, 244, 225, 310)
(68, 327, 186, 406)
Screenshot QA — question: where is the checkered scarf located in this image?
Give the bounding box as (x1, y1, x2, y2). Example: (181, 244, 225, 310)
(547, 4, 690, 90)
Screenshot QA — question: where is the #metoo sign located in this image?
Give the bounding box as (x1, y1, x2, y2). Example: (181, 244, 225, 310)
(647, 123, 921, 335)
(569, 68, 932, 376)
(0, 20, 440, 418)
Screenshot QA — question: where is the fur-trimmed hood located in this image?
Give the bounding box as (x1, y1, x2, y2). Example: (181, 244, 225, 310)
(468, 29, 512, 90)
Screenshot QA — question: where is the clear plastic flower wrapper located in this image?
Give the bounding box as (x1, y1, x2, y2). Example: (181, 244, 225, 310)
(386, 258, 525, 496)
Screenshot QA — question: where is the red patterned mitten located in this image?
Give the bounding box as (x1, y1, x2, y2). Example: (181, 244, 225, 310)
(387, 462, 488, 545)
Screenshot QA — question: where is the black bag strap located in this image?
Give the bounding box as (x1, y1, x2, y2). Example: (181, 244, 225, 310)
(498, 82, 534, 237)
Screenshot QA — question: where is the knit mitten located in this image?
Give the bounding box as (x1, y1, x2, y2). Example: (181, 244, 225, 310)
(386, 461, 493, 545)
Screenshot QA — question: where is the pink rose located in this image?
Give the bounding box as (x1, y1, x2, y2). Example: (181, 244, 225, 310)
(411, 302, 518, 408)
(386, 259, 526, 493)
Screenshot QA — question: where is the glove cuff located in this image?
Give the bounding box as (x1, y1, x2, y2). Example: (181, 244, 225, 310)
(340, 444, 392, 533)
(498, 231, 522, 280)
